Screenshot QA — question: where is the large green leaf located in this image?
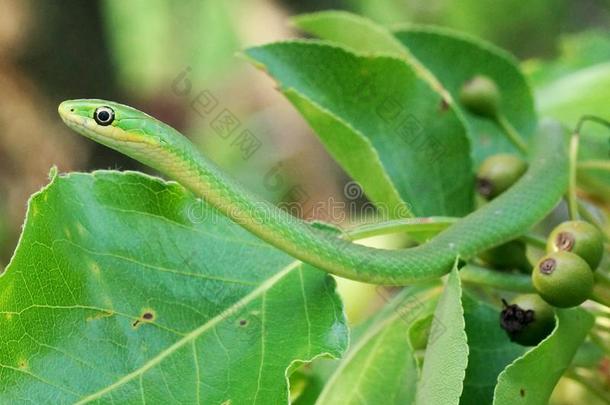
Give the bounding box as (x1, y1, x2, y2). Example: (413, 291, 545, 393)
(460, 293, 526, 404)
(245, 41, 473, 217)
(0, 170, 347, 403)
(416, 266, 468, 405)
(493, 308, 595, 405)
(393, 27, 538, 166)
(315, 284, 440, 405)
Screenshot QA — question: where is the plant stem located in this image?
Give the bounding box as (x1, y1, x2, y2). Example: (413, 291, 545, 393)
(593, 322, 610, 334)
(459, 264, 534, 293)
(346, 217, 546, 249)
(578, 160, 610, 171)
(592, 272, 610, 308)
(343, 222, 547, 294)
(496, 114, 528, 153)
(345, 217, 457, 240)
(568, 130, 581, 220)
(577, 200, 610, 242)
(588, 331, 610, 356)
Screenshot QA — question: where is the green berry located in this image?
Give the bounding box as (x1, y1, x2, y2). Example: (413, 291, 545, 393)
(476, 154, 527, 199)
(500, 294, 555, 346)
(547, 220, 604, 270)
(459, 75, 501, 118)
(532, 251, 593, 308)
(479, 240, 530, 272)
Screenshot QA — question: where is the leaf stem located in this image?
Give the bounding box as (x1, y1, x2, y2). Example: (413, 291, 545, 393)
(568, 130, 580, 220)
(496, 114, 528, 154)
(459, 264, 534, 293)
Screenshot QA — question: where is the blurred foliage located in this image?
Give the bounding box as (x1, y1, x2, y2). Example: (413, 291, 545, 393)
(101, 0, 241, 96)
(17, 1, 118, 102)
(526, 30, 610, 87)
(346, 0, 609, 58)
(528, 31, 610, 202)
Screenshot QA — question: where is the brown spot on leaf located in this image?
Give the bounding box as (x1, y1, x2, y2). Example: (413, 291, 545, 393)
(520, 388, 525, 397)
(239, 319, 248, 327)
(132, 309, 156, 329)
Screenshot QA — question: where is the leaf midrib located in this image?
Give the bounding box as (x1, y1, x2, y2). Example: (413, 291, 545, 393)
(75, 261, 302, 404)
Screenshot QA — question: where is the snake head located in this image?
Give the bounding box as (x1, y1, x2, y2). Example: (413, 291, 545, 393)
(58, 99, 169, 153)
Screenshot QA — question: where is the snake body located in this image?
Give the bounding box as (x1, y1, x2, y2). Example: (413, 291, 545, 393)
(59, 100, 568, 285)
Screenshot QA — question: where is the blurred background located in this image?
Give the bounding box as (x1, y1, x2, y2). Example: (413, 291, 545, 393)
(0, 1, 609, 402)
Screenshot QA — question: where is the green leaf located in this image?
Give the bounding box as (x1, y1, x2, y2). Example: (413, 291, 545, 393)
(291, 11, 448, 97)
(393, 26, 538, 166)
(315, 284, 440, 405)
(292, 11, 408, 56)
(460, 293, 526, 404)
(245, 41, 473, 217)
(0, 171, 347, 403)
(416, 265, 468, 405)
(493, 308, 595, 405)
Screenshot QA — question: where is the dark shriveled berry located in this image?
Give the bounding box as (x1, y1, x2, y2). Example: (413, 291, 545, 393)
(500, 294, 555, 346)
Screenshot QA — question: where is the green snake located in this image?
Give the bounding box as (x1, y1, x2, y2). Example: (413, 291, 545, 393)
(58, 100, 568, 285)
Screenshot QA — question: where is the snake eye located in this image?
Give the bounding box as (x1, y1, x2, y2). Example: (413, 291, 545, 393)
(94, 106, 115, 126)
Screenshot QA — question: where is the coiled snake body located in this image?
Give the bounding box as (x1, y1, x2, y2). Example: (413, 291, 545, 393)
(59, 100, 568, 285)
